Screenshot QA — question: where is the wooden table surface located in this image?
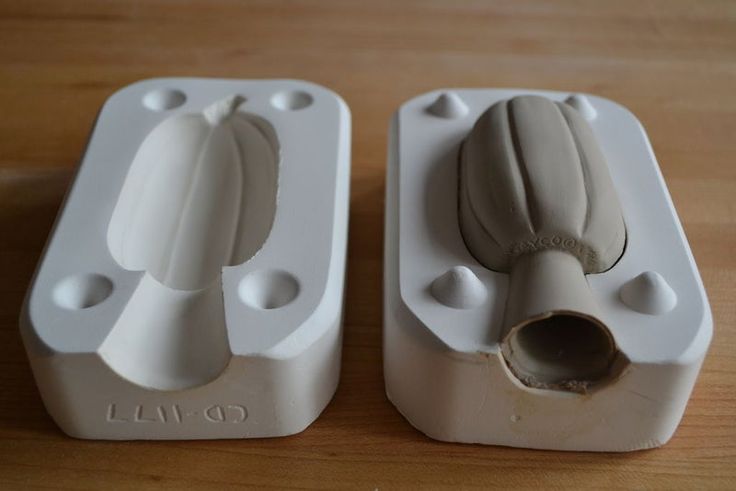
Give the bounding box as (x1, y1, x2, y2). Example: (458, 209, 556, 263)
(1, 1, 735, 489)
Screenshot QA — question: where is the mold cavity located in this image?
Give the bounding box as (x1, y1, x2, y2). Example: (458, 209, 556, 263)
(101, 95, 280, 391)
(239, 270, 299, 310)
(108, 95, 279, 290)
(504, 313, 617, 391)
(142, 88, 187, 111)
(271, 90, 313, 111)
(53, 274, 113, 310)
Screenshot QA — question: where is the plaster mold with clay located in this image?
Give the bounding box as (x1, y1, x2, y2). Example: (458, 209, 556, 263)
(384, 89, 711, 451)
(20, 78, 351, 440)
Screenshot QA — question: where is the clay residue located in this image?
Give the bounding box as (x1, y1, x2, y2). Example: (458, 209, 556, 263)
(506, 364, 593, 395)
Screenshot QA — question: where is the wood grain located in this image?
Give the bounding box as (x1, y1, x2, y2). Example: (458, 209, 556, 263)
(1, 1, 734, 488)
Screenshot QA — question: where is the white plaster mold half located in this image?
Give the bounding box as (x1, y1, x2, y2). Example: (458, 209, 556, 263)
(384, 89, 711, 451)
(21, 78, 351, 439)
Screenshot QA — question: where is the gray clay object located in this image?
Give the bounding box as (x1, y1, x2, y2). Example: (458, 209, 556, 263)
(459, 95, 627, 390)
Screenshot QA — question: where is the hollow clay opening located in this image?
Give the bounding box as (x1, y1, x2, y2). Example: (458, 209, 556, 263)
(503, 313, 617, 392)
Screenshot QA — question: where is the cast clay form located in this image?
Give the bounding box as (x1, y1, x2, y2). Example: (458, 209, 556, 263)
(21, 78, 351, 439)
(384, 89, 711, 451)
(460, 95, 627, 390)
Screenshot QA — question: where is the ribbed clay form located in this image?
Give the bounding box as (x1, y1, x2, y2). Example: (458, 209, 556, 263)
(102, 95, 279, 390)
(459, 95, 626, 391)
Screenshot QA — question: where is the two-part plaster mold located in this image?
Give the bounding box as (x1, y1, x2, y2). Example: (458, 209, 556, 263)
(21, 79, 710, 450)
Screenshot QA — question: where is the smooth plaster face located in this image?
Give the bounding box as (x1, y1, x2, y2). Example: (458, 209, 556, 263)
(459, 95, 627, 390)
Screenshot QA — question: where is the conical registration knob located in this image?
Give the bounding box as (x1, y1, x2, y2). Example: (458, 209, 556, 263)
(431, 266, 487, 309)
(620, 271, 677, 315)
(564, 94, 597, 121)
(428, 92, 469, 119)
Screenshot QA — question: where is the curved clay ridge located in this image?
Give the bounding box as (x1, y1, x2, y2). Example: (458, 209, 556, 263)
(102, 95, 279, 390)
(459, 95, 627, 391)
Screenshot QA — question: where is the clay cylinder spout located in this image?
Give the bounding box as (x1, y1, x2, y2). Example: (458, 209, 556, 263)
(502, 249, 616, 390)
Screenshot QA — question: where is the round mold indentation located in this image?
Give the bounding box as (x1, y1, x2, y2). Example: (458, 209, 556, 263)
(238, 270, 299, 310)
(270, 90, 313, 111)
(142, 88, 187, 111)
(52, 273, 114, 310)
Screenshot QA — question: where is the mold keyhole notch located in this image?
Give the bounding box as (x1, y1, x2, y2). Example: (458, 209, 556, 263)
(102, 94, 280, 391)
(458, 94, 628, 392)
